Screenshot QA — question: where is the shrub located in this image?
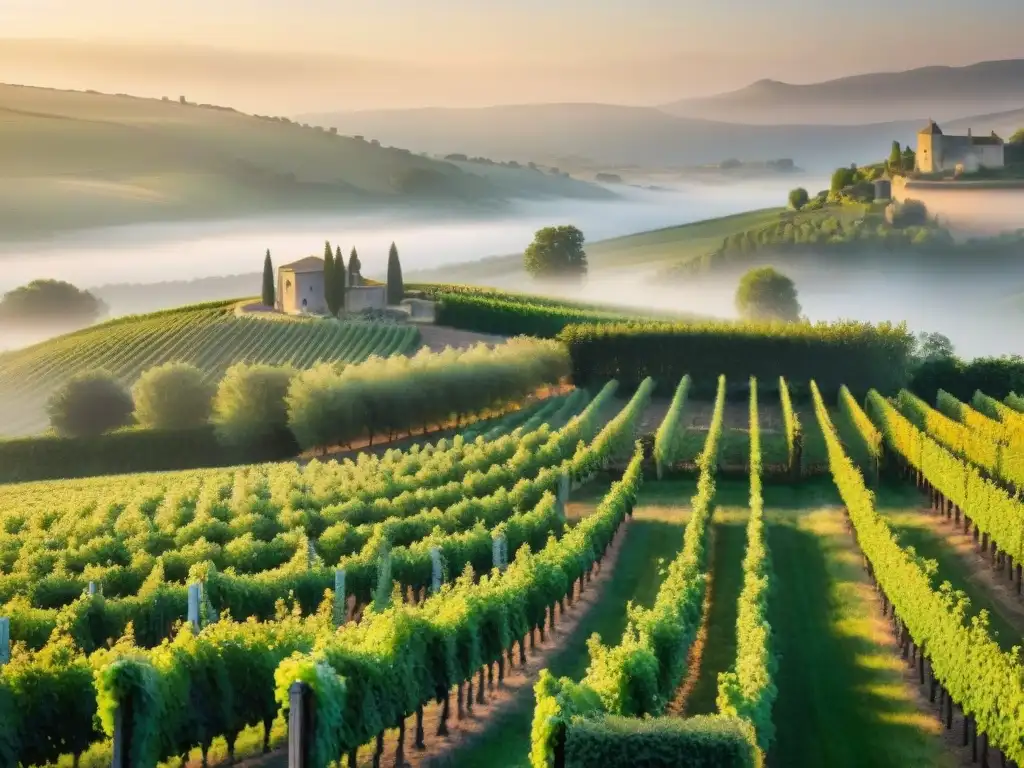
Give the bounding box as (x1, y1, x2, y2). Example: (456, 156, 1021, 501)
(132, 363, 214, 429)
(46, 371, 134, 437)
(886, 199, 928, 228)
(212, 363, 296, 448)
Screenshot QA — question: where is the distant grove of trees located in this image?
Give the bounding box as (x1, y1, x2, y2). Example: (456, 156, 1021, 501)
(718, 158, 795, 172)
(664, 200, 986, 279)
(443, 153, 571, 176)
(0, 280, 106, 326)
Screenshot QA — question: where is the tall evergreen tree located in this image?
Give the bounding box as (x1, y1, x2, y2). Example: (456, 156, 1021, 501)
(323, 241, 336, 314)
(888, 141, 902, 171)
(335, 245, 347, 313)
(349, 247, 362, 286)
(261, 249, 275, 307)
(901, 146, 916, 172)
(386, 242, 404, 305)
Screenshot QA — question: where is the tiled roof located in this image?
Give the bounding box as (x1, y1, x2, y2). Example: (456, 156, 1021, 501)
(279, 256, 324, 273)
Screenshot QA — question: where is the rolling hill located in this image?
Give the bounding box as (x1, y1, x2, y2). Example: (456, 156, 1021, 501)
(0, 84, 611, 239)
(660, 59, 1024, 125)
(0, 301, 420, 437)
(300, 102, 923, 172)
(408, 208, 785, 282)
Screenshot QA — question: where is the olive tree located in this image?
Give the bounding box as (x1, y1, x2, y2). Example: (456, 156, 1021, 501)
(47, 371, 134, 437)
(132, 362, 214, 429)
(212, 363, 296, 448)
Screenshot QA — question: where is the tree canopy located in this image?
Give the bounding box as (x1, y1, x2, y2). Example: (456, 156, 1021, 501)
(47, 371, 134, 437)
(735, 267, 801, 322)
(386, 242, 404, 305)
(0, 280, 106, 325)
(212, 363, 296, 448)
(523, 225, 588, 280)
(261, 250, 275, 307)
(912, 331, 955, 364)
(1010, 128, 1024, 144)
(888, 141, 902, 169)
(334, 245, 347, 312)
(787, 188, 809, 210)
(901, 146, 916, 171)
(349, 248, 362, 285)
(323, 241, 338, 315)
(829, 167, 857, 194)
(132, 362, 214, 430)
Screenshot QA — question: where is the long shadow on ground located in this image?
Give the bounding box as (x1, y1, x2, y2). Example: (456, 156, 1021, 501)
(767, 484, 951, 768)
(431, 481, 692, 768)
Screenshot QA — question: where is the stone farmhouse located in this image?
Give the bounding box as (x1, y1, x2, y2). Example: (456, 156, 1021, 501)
(276, 257, 387, 315)
(916, 120, 1005, 174)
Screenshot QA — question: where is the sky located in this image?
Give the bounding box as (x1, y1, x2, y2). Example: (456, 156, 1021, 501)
(2, 0, 1024, 112)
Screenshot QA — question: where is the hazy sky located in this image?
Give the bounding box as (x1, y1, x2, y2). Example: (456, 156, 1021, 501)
(2, 0, 1024, 111)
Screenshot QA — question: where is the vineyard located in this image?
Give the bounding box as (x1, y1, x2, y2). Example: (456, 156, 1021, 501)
(0, 302, 419, 437)
(408, 284, 695, 339)
(0, 363, 1022, 768)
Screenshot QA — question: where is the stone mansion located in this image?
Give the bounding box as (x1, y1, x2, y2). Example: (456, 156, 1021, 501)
(916, 120, 1005, 174)
(275, 256, 386, 315)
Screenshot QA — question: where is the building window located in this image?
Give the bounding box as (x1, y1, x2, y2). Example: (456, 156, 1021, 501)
(302, 298, 308, 308)
(286, 280, 292, 290)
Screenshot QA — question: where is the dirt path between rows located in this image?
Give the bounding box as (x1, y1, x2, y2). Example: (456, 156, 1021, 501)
(667, 526, 715, 717)
(364, 516, 632, 767)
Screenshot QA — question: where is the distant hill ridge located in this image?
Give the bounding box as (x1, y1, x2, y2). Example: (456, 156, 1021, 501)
(0, 83, 610, 239)
(660, 59, 1024, 125)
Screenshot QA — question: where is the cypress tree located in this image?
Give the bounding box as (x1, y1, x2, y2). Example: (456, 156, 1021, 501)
(262, 249, 275, 307)
(349, 247, 362, 286)
(889, 141, 902, 171)
(335, 245, 347, 313)
(323, 241, 336, 314)
(386, 242, 404, 305)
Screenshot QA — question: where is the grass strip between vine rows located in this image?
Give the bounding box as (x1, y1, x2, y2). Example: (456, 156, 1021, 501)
(528, 374, 761, 768)
(813, 381, 1024, 765)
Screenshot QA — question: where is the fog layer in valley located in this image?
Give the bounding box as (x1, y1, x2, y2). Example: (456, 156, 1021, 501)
(0, 180, 798, 297)
(894, 187, 1024, 237)
(491, 257, 1024, 360)
(3, 177, 1023, 362)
